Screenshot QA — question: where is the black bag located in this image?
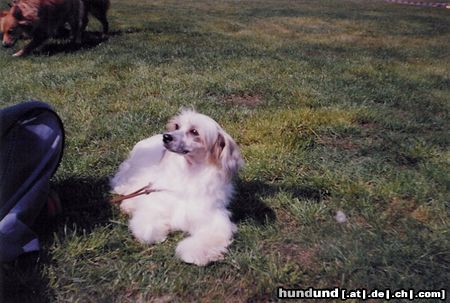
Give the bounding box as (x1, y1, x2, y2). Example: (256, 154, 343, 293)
(0, 101, 64, 262)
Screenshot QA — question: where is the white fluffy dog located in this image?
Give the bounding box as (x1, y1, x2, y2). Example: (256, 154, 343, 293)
(110, 109, 244, 266)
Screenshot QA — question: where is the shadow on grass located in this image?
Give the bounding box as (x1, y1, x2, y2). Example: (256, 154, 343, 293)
(1, 176, 113, 303)
(0, 253, 53, 303)
(31, 20, 197, 57)
(34, 31, 109, 56)
(230, 179, 329, 225)
(231, 180, 277, 225)
(47, 176, 113, 232)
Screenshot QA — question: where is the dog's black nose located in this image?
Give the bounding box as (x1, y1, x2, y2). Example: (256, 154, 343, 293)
(2, 40, 13, 48)
(163, 133, 173, 143)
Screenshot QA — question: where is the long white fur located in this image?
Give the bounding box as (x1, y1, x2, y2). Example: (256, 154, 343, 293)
(110, 109, 243, 266)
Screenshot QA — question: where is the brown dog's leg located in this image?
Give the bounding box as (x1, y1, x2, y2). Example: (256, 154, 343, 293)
(80, 6, 89, 34)
(89, 1, 109, 36)
(90, 10, 108, 36)
(69, 0, 84, 45)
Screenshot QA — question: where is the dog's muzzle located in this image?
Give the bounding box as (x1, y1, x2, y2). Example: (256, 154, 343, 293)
(2, 39, 15, 48)
(163, 133, 190, 154)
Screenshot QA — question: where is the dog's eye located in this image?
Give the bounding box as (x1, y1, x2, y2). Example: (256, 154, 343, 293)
(174, 123, 179, 130)
(190, 129, 199, 136)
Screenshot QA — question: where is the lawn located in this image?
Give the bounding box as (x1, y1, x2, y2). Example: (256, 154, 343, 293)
(1, 0, 449, 302)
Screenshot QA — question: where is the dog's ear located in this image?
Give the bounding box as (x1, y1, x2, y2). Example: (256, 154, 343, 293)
(11, 5, 23, 19)
(213, 130, 244, 179)
(14, 2, 37, 22)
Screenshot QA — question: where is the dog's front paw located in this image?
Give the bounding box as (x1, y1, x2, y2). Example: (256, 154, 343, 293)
(129, 216, 169, 245)
(175, 237, 226, 266)
(12, 49, 24, 57)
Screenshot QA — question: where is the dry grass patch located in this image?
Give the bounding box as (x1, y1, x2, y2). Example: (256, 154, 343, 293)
(223, 92, 263, 108)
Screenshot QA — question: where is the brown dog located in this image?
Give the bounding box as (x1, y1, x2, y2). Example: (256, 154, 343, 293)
(1, 0, 84, 56)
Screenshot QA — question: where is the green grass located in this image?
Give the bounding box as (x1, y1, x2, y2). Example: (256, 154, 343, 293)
(1, 0, 449, 301)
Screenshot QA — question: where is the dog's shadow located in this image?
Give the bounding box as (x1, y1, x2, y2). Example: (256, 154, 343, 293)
(33, 31, 110, 56)
(34, 176, 114, 236)
(31, 26, 164, 56)
(230, 180, 277, 225)
(230, 179, 329, 225)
